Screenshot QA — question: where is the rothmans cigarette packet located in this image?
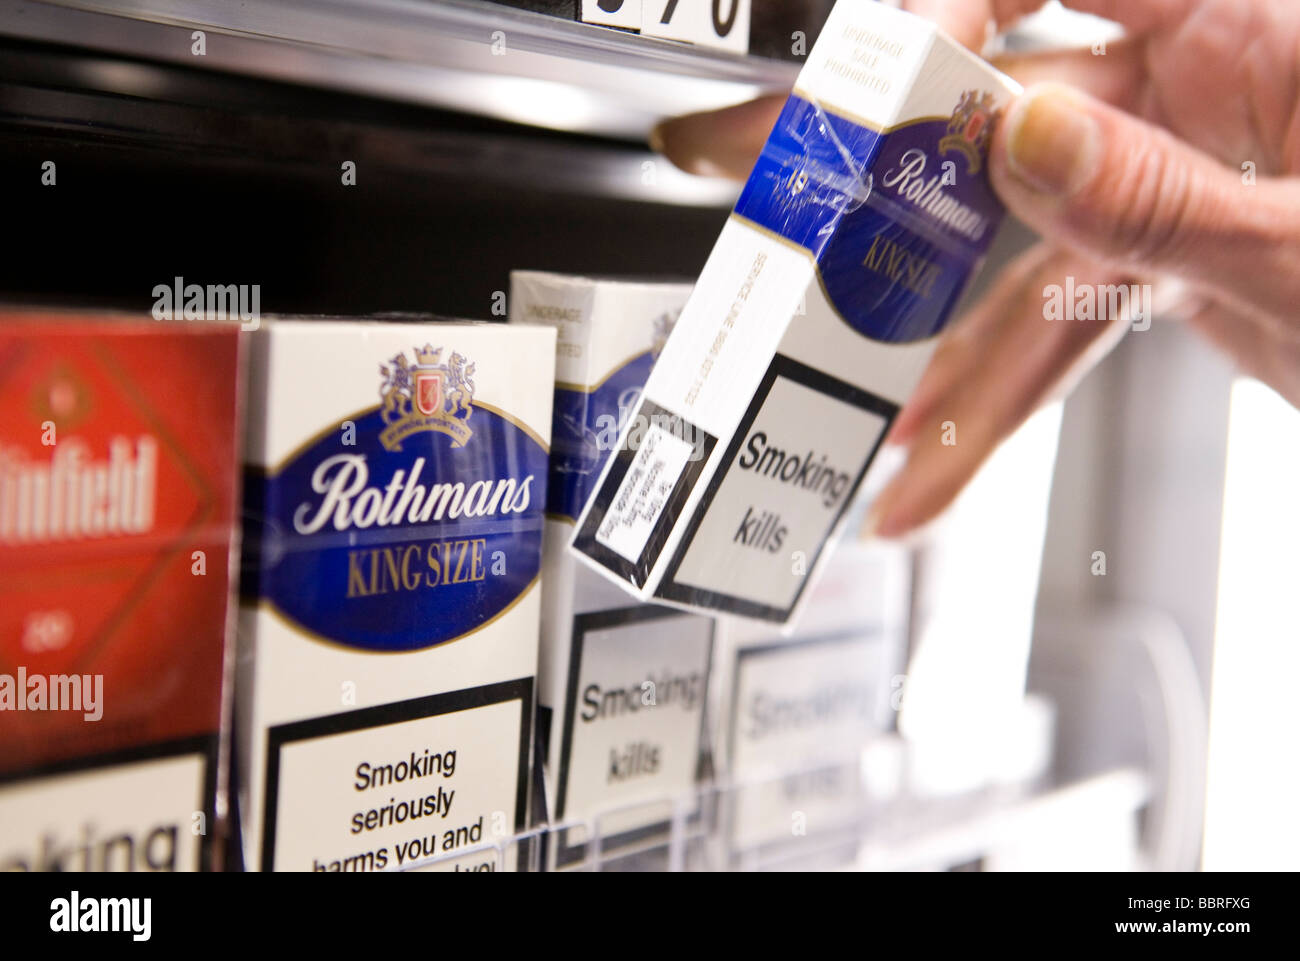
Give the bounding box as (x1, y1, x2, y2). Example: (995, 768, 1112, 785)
(711, 537, 910, 860)
(510, 273, 716, 866)
(238, 318, 554, 872)
(571, 1, 1020, 623)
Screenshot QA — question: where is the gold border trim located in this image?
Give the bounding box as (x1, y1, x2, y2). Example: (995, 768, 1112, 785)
(244, 573, 540, 656)
(258, 400, 548, 477)
(553, 349, 653, 395)
(731, 211, 819, 260)
(479, 400, 549, 453)
(728, 212, 945, 347)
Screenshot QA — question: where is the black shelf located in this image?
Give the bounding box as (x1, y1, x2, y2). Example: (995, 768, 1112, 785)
(0, 36, 732, 316)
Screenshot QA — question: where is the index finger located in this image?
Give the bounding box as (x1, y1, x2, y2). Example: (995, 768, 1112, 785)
(902, 0, 1191, 50)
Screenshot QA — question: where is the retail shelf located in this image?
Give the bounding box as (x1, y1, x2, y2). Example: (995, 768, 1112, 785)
(0, 36, 739, 312)
(0, 42, 740, 208)
(0, 0, 800, 139)
(392, 761, 1150, 872)
(858, 769, 1151, 872)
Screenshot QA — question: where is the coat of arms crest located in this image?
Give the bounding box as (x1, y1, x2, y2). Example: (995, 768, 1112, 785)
(378, 345, 476, 451)
(938, 89, 1000, 175)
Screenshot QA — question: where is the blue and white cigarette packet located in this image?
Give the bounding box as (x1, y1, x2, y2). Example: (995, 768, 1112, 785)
(571, 1, 1020, 623)
(237, 318, 555, 872)
(510, 273, 714, 863)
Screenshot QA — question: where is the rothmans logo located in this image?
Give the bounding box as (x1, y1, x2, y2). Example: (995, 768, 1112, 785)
(379, 345, 475, 451)
(938, 89, 999, 174)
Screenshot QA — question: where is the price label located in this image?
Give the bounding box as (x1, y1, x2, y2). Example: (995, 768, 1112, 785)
(640, 0, 751, 53)
(580, 0, 642, 30)
(581, 1, 751, 54)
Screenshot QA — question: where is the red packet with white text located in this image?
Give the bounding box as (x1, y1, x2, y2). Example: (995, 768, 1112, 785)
(0, 313, 241, 871)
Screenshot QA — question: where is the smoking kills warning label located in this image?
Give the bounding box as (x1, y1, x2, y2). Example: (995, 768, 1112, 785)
(662, 355, 895, 620)
(554, 606, 714, 862)
(262, 682, 530, 872)
(728, 635, 885, 851)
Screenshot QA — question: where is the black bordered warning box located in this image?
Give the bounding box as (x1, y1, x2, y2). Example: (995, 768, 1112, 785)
(261, 679, 531, 872)
(0, 734, 218, 872)
(725, 631, 884, 852)
(658, 354, 897, 621)
(572, 398, 717, 590)
(552, 605, 714, 867)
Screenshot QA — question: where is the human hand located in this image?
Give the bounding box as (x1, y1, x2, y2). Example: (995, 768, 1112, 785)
(651, 0, 1300, 537)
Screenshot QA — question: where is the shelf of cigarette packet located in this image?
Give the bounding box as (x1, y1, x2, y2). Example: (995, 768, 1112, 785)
(392, 761, 1151, 873)
(1, 0, 1164, 879)
(0, 0, 800, 140)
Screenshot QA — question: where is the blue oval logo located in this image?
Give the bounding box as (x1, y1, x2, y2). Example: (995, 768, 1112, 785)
(733, 95, 1007, 344)
(548, 350, 655, 522)
(251, 347, 548, 652)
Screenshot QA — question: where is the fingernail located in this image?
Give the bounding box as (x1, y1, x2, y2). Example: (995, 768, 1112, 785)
(648, 123, 666, 155)
(1005, 85, 1101, 196)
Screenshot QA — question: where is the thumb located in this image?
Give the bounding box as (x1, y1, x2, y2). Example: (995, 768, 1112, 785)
(990, 83, 1300, 320)
(650, 94, 787, 181)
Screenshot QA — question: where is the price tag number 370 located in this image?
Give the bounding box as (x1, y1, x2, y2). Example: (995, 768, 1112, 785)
(581, 1, 751, 54)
